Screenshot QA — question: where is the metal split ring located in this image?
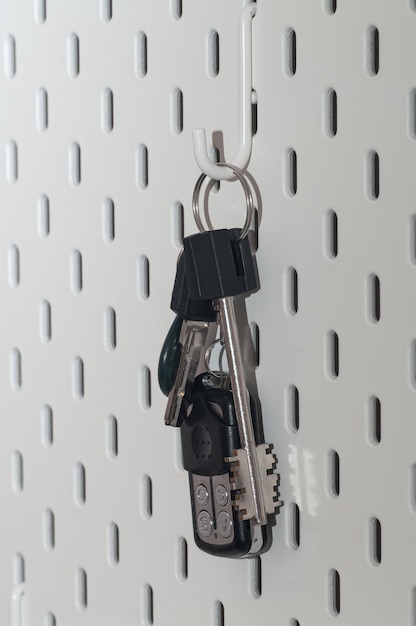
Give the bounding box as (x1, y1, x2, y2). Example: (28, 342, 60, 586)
(192, 163, 255, 241)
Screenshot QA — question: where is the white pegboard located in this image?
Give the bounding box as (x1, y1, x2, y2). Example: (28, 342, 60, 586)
(1, 1, 416, 625)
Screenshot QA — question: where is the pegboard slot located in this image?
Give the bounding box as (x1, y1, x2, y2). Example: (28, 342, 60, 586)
(285, 266, 298, 314)
(251, 322, 260, 367)
(100, 0, 112, 22)
(136, 144, 149, 189)
(324, 0, 337, 15)
(288, 502, 300, 548)
(249, 556, 262, 598)
(40, 300, 52, 343)
(104, 307, 117, 351)
(68, 34, 80, 78)
(101, 88, 114, 133)
(366, 26, 380, 77)
(367, 274, 381, 323)
(328, 568, 341, 616)
(138, 255, 150, 300)
(366, 150, 380, 200)
(4, 34, 16, 78)
(107, 522, 120, 565)
(171, 88, 184, 135)
(286, 384, 299, 432)
(106, 415, 118, 459)
(284, 28, 296, 77)
(8, 244, 20, 288)
(70, 250, 83, 294)
(13, 553, 25, 585)
(73, 463, 86, 506)
(142, 584, 154, 626)
(72, 357, 85, 400)
(324, 88, 338, 138)
(41, 405, 54, 447)
(44, 613, 56, 626)
(325, 210, 338, 259)
(34, 0, 46, 24)
(135, 32, 148, 78)
(6, 140, 18, 184)
(328, 450, 340, 497)
(11, 451, 23, 494)
(36, 88, 48, 132)
(212, 601, 224, 626)
(140, 474, 153, 519)
(102, 197, 115, 242)
(171, 201, 184, 248)
(170, 0, 182, 20)
(325, 331, 339, 379)
(207, 30, 220, 77)
(43, 509, 55, 552)
(284, 149, 297, 197)
(38, 194, 50, 238)
(75, 568, 88, 611)
(10, 349, 22, 391)
(368, 517, 382, 565)
(368, 396, 381, 444)
(176, 537, 188, 582)
(69, 142, 81, 186)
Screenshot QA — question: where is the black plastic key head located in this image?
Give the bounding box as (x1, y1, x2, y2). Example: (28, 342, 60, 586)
(170, 251, 217, 321)
(184, 228, 260, 301)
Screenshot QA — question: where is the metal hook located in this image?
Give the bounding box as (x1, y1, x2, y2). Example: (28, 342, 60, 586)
(192, 3, 257, 181)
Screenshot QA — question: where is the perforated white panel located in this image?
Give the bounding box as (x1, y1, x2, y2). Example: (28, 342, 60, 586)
(2, 1, 416, 625)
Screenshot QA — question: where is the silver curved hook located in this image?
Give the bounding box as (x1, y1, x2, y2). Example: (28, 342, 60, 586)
(192, 3, 257, 181)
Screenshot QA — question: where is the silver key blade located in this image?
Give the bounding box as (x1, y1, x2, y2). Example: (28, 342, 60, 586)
(164, 320, 213, 427)
(218, 296, 267, 526)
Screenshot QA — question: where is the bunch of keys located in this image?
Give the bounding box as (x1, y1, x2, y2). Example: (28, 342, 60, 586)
(158, 164, 282, 558)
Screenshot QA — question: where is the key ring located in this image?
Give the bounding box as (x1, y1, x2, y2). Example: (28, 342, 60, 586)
(192, 163, 255, 241)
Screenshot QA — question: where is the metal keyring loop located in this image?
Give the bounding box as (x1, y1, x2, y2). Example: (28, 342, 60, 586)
(192, 163, 254, 240)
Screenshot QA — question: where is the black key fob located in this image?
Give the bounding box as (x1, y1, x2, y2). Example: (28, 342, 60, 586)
(180, 372, 274, 558)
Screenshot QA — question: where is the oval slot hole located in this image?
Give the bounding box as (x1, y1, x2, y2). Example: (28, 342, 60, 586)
(289, 502, 300, 548)
(328, 569, 341, 616)
(249, 556, 262, 598)
(368, 396, 381, 444)
(38, 195, 50, 238)
(141, 474, 153, 519)
(328, 450, 340, 497)
(324, 88, 338, 138)
(284, 28, 296, 77)
(287, 385, 299, 432)
(369, 517, 382, 565)
(68, 33, 80, 78)
(326, 331, 339, 379)
(106, 415, 118, 459)
(10, 348, 22, 391)
(75, 568, 87, 611)
(74, 463, 86, 506)
(325, 210, 338, 259)
(137, 144, 149, 189)
(41, 405, 54, 447)
(108, 522, 120, 565)
(176, 537, 188, 582)
(135, 32, 148, 77)
(103, 197, 115, 242)
(104, 307, 117, 351)
(171, 88, 183, 135)
(171, 201, 184, 248)
(366, 26, 380, 77)
(142, 584, 154, 626)
(36, 88, 48, 132)
(12, 451, 23, 493)
(213, 601, 225, 626)
(102, 88, 114, 133)
(207, 30, 220, 76)
(43, 509, 55, 551)
(285, 149, 297, 197)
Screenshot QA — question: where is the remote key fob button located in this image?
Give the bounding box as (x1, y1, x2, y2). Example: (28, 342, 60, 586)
(217, 511, 233, 538)
(215, 484, 228, 506)
(197, 511, 213, 537)
(196, 484, 209, 505)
